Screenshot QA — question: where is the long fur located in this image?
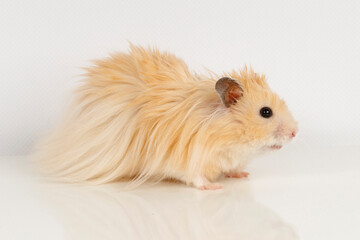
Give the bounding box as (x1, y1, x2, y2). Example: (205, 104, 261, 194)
(34, 45, 298, 187)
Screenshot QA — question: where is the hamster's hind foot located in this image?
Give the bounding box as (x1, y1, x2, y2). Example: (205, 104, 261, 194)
(225, 171, 249, 178)
(192, 176, 223, 190)
(198, 183, 223, 190)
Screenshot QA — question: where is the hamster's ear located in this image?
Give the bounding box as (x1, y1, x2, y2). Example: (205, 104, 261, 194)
(215, 77, 244, 107)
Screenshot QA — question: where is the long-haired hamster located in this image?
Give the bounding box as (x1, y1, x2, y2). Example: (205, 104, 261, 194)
(35, 45, 298, 190)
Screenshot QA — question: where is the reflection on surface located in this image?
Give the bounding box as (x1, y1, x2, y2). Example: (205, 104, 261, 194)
(38, 180, 298, 240)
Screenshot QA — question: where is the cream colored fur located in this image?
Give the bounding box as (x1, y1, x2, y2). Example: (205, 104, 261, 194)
(34, 45, 298, 189)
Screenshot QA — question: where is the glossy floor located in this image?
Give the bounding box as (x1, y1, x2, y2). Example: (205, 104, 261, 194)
(1, 145, 359, 240)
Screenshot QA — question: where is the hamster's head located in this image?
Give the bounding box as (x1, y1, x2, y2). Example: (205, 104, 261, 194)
(215, 69, 298, 151)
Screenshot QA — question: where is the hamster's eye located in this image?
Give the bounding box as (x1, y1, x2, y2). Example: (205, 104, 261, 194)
(260, 107, 272, 118)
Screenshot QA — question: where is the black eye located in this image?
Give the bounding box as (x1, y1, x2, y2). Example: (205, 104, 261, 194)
(260, 107, 272, 118)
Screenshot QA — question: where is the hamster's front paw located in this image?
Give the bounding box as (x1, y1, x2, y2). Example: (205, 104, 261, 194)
(225, 171, 249, 178)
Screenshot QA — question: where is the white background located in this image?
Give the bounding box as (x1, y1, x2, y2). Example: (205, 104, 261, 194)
(1, 2, 360, 240)
(1, 1, 359, 154)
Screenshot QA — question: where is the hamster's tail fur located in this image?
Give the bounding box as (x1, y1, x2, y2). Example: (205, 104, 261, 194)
(33, 45, 227, 186)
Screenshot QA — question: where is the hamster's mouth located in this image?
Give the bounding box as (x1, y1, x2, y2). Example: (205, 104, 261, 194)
(269, 144, 282, 150)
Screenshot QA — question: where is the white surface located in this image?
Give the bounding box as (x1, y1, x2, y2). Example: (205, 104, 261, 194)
(1, 0, 360, 155)
(1, 145, 359, 240)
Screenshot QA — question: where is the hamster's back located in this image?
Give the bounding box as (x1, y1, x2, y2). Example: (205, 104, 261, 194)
(34, 46, 217, 184)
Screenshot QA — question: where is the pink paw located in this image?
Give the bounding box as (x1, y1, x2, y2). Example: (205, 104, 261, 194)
(198, 183, 223, 190)
(225, 171, 249, 178)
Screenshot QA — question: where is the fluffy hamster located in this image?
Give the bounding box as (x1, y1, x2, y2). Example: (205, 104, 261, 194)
(35, 45, 298, 190)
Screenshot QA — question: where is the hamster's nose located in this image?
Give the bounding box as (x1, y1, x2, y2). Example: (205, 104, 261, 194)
(291, 131, 296, 138)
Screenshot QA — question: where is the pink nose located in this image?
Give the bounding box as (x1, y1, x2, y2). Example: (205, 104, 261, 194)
(291, 131, 296, 138)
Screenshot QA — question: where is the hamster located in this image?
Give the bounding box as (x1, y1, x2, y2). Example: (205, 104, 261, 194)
(35, 45, 298, 190)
